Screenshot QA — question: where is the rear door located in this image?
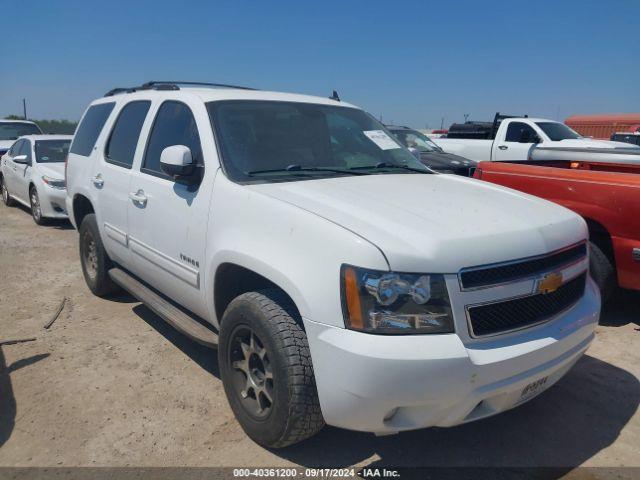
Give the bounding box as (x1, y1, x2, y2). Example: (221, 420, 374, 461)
(92, 100, 152, 265)
(126, 99, 213, 317)
(493, 121, 540, 161)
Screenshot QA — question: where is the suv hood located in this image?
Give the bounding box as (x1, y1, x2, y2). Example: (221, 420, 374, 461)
(420, 151, 477, 173)
(249, 174, 586, 272)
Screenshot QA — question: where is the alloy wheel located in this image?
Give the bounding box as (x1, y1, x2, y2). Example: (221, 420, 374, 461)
(228, 327, 274, 418)
(30, 189, 42, 221)
(83, 232, 98, 280)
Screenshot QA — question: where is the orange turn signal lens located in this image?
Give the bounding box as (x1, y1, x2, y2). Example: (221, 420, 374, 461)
(343, 266, 363, 329)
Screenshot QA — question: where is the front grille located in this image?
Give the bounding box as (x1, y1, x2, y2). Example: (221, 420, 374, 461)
(460, 243, 587, 290)
(467, 273, 586, 337)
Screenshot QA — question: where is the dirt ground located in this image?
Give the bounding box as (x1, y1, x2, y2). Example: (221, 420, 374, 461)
(0, 201, 639, 472)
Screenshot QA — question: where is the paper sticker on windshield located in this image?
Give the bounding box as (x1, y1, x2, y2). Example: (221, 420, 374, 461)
(363, 130, 401, 150)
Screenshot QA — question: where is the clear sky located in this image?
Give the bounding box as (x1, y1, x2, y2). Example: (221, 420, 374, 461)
(1, 0, 638, 129)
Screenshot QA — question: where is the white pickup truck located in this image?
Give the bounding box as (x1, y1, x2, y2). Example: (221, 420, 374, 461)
(433, 114, 639, 162)
(65, 83, 600, 448)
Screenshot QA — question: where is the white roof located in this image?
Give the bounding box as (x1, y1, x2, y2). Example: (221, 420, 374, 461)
(19, 134, 73, 141)
(0, 119, 39, 125)
(94, 86, 359, 109)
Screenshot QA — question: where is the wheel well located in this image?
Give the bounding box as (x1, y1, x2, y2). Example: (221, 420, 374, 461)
(214, 263, 301, 325)
(73, 195, 94, 228)
(585, 218, 614, 263)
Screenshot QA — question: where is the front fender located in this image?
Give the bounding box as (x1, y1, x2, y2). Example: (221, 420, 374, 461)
(205, 175, 389, 329)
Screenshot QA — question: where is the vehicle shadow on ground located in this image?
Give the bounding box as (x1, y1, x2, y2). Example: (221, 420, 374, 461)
(11, 204, 73, 230)
(0, 347, 49, 448)
(600, 289, 640, 327)
(277, 354, 639, 472)
(131, 304, 220, 378)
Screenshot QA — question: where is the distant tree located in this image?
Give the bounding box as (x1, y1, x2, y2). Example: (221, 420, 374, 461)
(4, 115, 77, 134)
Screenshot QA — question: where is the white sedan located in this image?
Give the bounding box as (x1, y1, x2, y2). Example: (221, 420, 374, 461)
(1, 135, 72, 224)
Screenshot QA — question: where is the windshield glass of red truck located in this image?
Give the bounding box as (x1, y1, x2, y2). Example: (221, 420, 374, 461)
(207, 100, 430, 182)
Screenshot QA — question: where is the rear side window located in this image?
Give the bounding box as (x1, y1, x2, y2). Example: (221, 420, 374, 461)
(70, 103, 115, 156)
(105, 101, 151, 168)
(143, 101, 202, 177)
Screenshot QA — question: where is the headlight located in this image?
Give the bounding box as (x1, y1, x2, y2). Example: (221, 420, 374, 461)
(42, 176, 66, 189)
(340, 265, 454, 334)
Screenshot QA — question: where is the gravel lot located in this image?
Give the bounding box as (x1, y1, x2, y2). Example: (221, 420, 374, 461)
(0, 201, 638, 472)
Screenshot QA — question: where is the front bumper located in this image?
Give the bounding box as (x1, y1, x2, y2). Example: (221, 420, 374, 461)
(39, 186, 69, 219)
(304, 277, 600, 434)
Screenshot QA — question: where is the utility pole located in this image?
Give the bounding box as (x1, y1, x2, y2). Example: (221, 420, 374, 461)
(464, 113, 469, 122)
(440, 117, 445, 129)
(23, 99, 27, 120)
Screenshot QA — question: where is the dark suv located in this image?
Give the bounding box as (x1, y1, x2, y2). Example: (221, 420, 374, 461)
(386, 125, 477, 176)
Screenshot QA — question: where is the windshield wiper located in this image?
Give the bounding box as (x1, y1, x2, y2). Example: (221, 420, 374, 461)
(350, 162, 432, 174)
(246, 164, 370, 176)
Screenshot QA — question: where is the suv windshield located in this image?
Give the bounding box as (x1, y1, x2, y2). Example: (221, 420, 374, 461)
(535, 122, 581, 141)
(207, 101, 429, 182)
(35, 140, 71, 163)
(389, 128, 442, 153)
(0, 122, 41, 141)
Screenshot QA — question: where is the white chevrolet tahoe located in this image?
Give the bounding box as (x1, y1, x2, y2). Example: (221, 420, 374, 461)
(65, 82, 601, 448)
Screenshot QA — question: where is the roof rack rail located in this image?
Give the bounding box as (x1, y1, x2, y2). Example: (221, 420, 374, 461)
(104, 81, 257, 97)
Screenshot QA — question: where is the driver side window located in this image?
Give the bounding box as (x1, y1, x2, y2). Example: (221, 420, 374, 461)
(142, 101, 202, 179)
(20, 140, 32, 162)
(505, 122, 539, 143)
(9, 140, 23, 156)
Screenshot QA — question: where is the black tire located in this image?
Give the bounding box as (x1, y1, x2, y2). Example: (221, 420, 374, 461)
(29, 186, 47, 225)
(219, 289, 324, 448)
(589, 241, 616, 303)
(79, 213, 119, 297)
(1, 175, 14, 207)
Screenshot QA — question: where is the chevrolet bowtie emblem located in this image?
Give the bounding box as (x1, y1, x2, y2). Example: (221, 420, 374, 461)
(536, 272, 563, 295)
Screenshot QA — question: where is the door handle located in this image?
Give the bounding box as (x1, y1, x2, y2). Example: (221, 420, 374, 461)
(129, 189, 148, 206)
(498, 145, 508, 150)
(91, 173, 104, 187)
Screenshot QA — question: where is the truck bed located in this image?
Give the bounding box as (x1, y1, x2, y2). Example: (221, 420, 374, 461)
(474, 160, 640, 291)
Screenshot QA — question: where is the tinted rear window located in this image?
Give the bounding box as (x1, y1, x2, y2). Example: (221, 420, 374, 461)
(105, 101, 151, 168)
(70, 103, 115, 156)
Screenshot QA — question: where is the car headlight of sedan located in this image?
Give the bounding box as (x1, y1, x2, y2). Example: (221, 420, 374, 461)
(340, 265, 454, 334)
(42, 176, 66, 189)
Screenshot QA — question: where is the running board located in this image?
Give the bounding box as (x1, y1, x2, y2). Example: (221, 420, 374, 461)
(108, 268, 218, 348)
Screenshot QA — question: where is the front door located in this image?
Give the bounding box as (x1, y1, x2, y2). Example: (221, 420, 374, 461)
(493, 121, 540, 161)
(126, 100, 212, 317)
(13, 139, 33, 203)
(3, 140, 23, 197)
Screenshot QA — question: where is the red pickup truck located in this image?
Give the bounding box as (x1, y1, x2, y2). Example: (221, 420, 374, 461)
(474, 160, 640, 299)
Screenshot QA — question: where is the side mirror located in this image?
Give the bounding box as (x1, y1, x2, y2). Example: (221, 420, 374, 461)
(13, 154, 28, 164)
(160, 145, 195, 179)
(408, 147, 422, 160)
